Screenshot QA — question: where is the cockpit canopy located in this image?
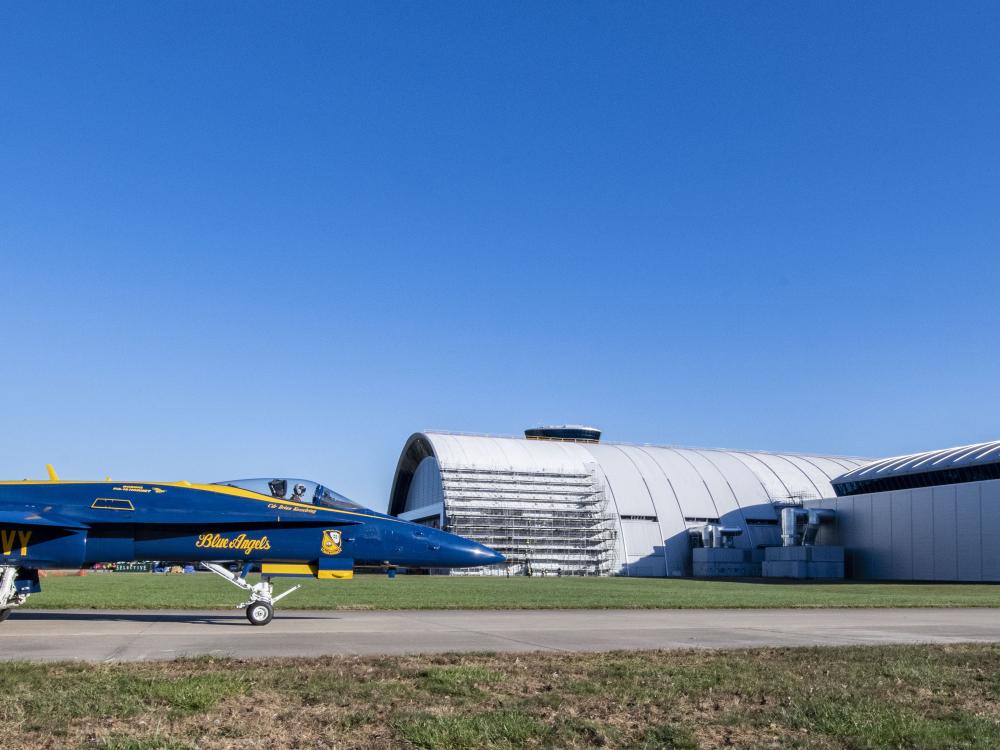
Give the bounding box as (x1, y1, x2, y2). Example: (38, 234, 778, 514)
(214, 478, 364, 511)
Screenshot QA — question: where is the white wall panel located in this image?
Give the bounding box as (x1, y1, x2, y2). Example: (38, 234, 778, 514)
(811, 480, 1000, 582)
(581, 460, 629, 570)
(744, 453, 823, 501)
(696, 451, 777, 548)
(911, 489, 935, 580)
(780, 455, 843, 495)
(617, 447, 688, 576)
(932, 485, 958, 580)
(671, 449, 750, 549)
(727, 453, 793, 501)
(620, 520, 667, 560)
(981, 483, 1000, 580)
(870, 493, 893, 578)
(852, 496, 874, 578)
(638, 448, 721, 521)
(584, 445, 657, 517)
(702, 452, 774, 516)
(889, 492, 913, 579)
(583, 446, 658, 573)
(955, 483, 982, 581)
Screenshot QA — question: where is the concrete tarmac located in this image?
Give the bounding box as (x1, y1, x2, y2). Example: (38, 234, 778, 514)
(1, 608, 998, 662)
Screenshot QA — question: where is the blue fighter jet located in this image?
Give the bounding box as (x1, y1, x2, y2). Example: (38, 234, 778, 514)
(0, 467, 504, 625)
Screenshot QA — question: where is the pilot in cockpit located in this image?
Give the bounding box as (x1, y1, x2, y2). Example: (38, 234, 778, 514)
(291, 483, 309, 503)
(268, 479, 287, 499)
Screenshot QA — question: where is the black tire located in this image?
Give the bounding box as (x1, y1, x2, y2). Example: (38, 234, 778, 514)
(246, 601, 273, 626)
(0, 609, 11, 623)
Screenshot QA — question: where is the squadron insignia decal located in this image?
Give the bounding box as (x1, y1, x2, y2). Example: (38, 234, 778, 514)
(321, 529, 342, 555)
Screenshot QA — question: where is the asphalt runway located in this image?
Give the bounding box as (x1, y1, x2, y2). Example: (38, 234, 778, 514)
(1, 608, 998, 662)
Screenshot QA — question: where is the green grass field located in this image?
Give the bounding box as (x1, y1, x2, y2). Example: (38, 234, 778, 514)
(4, 644, 1000, 749)
(21, 572, 1000, 610)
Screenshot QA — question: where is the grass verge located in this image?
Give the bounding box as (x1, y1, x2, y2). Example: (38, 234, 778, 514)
(2, 644, 999, 749)
(22, 573, 1000, 610)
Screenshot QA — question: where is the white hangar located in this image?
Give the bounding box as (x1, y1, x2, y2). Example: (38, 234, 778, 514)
(388, 427, 868, 576)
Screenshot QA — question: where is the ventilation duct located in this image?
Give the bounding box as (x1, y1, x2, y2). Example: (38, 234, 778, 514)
(781, 507, 835, 546)
(694, 523, 742, 549)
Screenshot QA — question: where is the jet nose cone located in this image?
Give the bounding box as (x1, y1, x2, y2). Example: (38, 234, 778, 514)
(451, 540, 505, 567)
(473, 543, 505, 566)
(433, 530, 505, 568)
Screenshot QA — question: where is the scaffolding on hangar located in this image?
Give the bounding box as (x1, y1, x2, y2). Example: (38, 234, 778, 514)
(439, 462, 618, 576)
(391, 430, 871, 576)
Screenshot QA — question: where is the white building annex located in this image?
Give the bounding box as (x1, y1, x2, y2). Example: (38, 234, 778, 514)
(808, 440, 1000, 581)
(388, 428, 869, 576)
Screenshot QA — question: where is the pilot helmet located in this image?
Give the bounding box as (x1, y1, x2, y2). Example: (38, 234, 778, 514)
(293, 483, 307, 497)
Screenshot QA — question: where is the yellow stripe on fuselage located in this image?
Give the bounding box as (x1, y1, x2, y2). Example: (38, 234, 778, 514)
(260, 563, 354, 580)
(261, 563, 316, 576)
(0, 480, 405, 524)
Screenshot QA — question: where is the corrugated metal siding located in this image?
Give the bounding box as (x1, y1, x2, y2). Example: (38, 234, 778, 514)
(809, 479, 1000, 582)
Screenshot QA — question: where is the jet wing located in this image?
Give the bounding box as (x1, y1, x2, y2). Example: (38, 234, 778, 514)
(0, 510, 89, 530)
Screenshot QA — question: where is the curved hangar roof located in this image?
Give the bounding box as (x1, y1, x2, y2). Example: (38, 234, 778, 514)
(390, 432, 869, 576)
(832, 440, 1000, 496)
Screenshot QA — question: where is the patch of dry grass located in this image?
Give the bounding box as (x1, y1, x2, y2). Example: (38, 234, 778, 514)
(3, 645, 1000, 749)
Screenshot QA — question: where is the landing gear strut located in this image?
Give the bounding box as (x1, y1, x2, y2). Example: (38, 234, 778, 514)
(0, 566, 30, 623)
(201, 563, 299, 626)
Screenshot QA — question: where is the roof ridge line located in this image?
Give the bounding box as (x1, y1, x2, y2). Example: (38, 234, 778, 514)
(422, 430, 870, 461)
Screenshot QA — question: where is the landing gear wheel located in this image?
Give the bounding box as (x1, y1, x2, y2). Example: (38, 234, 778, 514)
(201, 563, 301, 625)
(246, 601, 273, 626)
(0, 609, 11, 623)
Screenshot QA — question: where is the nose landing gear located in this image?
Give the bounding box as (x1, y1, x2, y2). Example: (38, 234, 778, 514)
(201, 562, 299, 625)
(0, 566, 33, 623)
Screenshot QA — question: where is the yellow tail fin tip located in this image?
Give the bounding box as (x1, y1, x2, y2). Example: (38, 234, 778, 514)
(46, 464, 60, 481)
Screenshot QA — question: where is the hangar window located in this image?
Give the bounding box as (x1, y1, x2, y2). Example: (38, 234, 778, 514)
(833, 461, 1000, 496)
(620, 515, 658, 522)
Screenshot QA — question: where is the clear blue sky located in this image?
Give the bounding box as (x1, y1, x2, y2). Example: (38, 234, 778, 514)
(2, 3, 998, 510)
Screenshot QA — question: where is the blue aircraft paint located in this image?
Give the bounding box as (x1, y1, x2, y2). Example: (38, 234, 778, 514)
(0, 478, 504, 603)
